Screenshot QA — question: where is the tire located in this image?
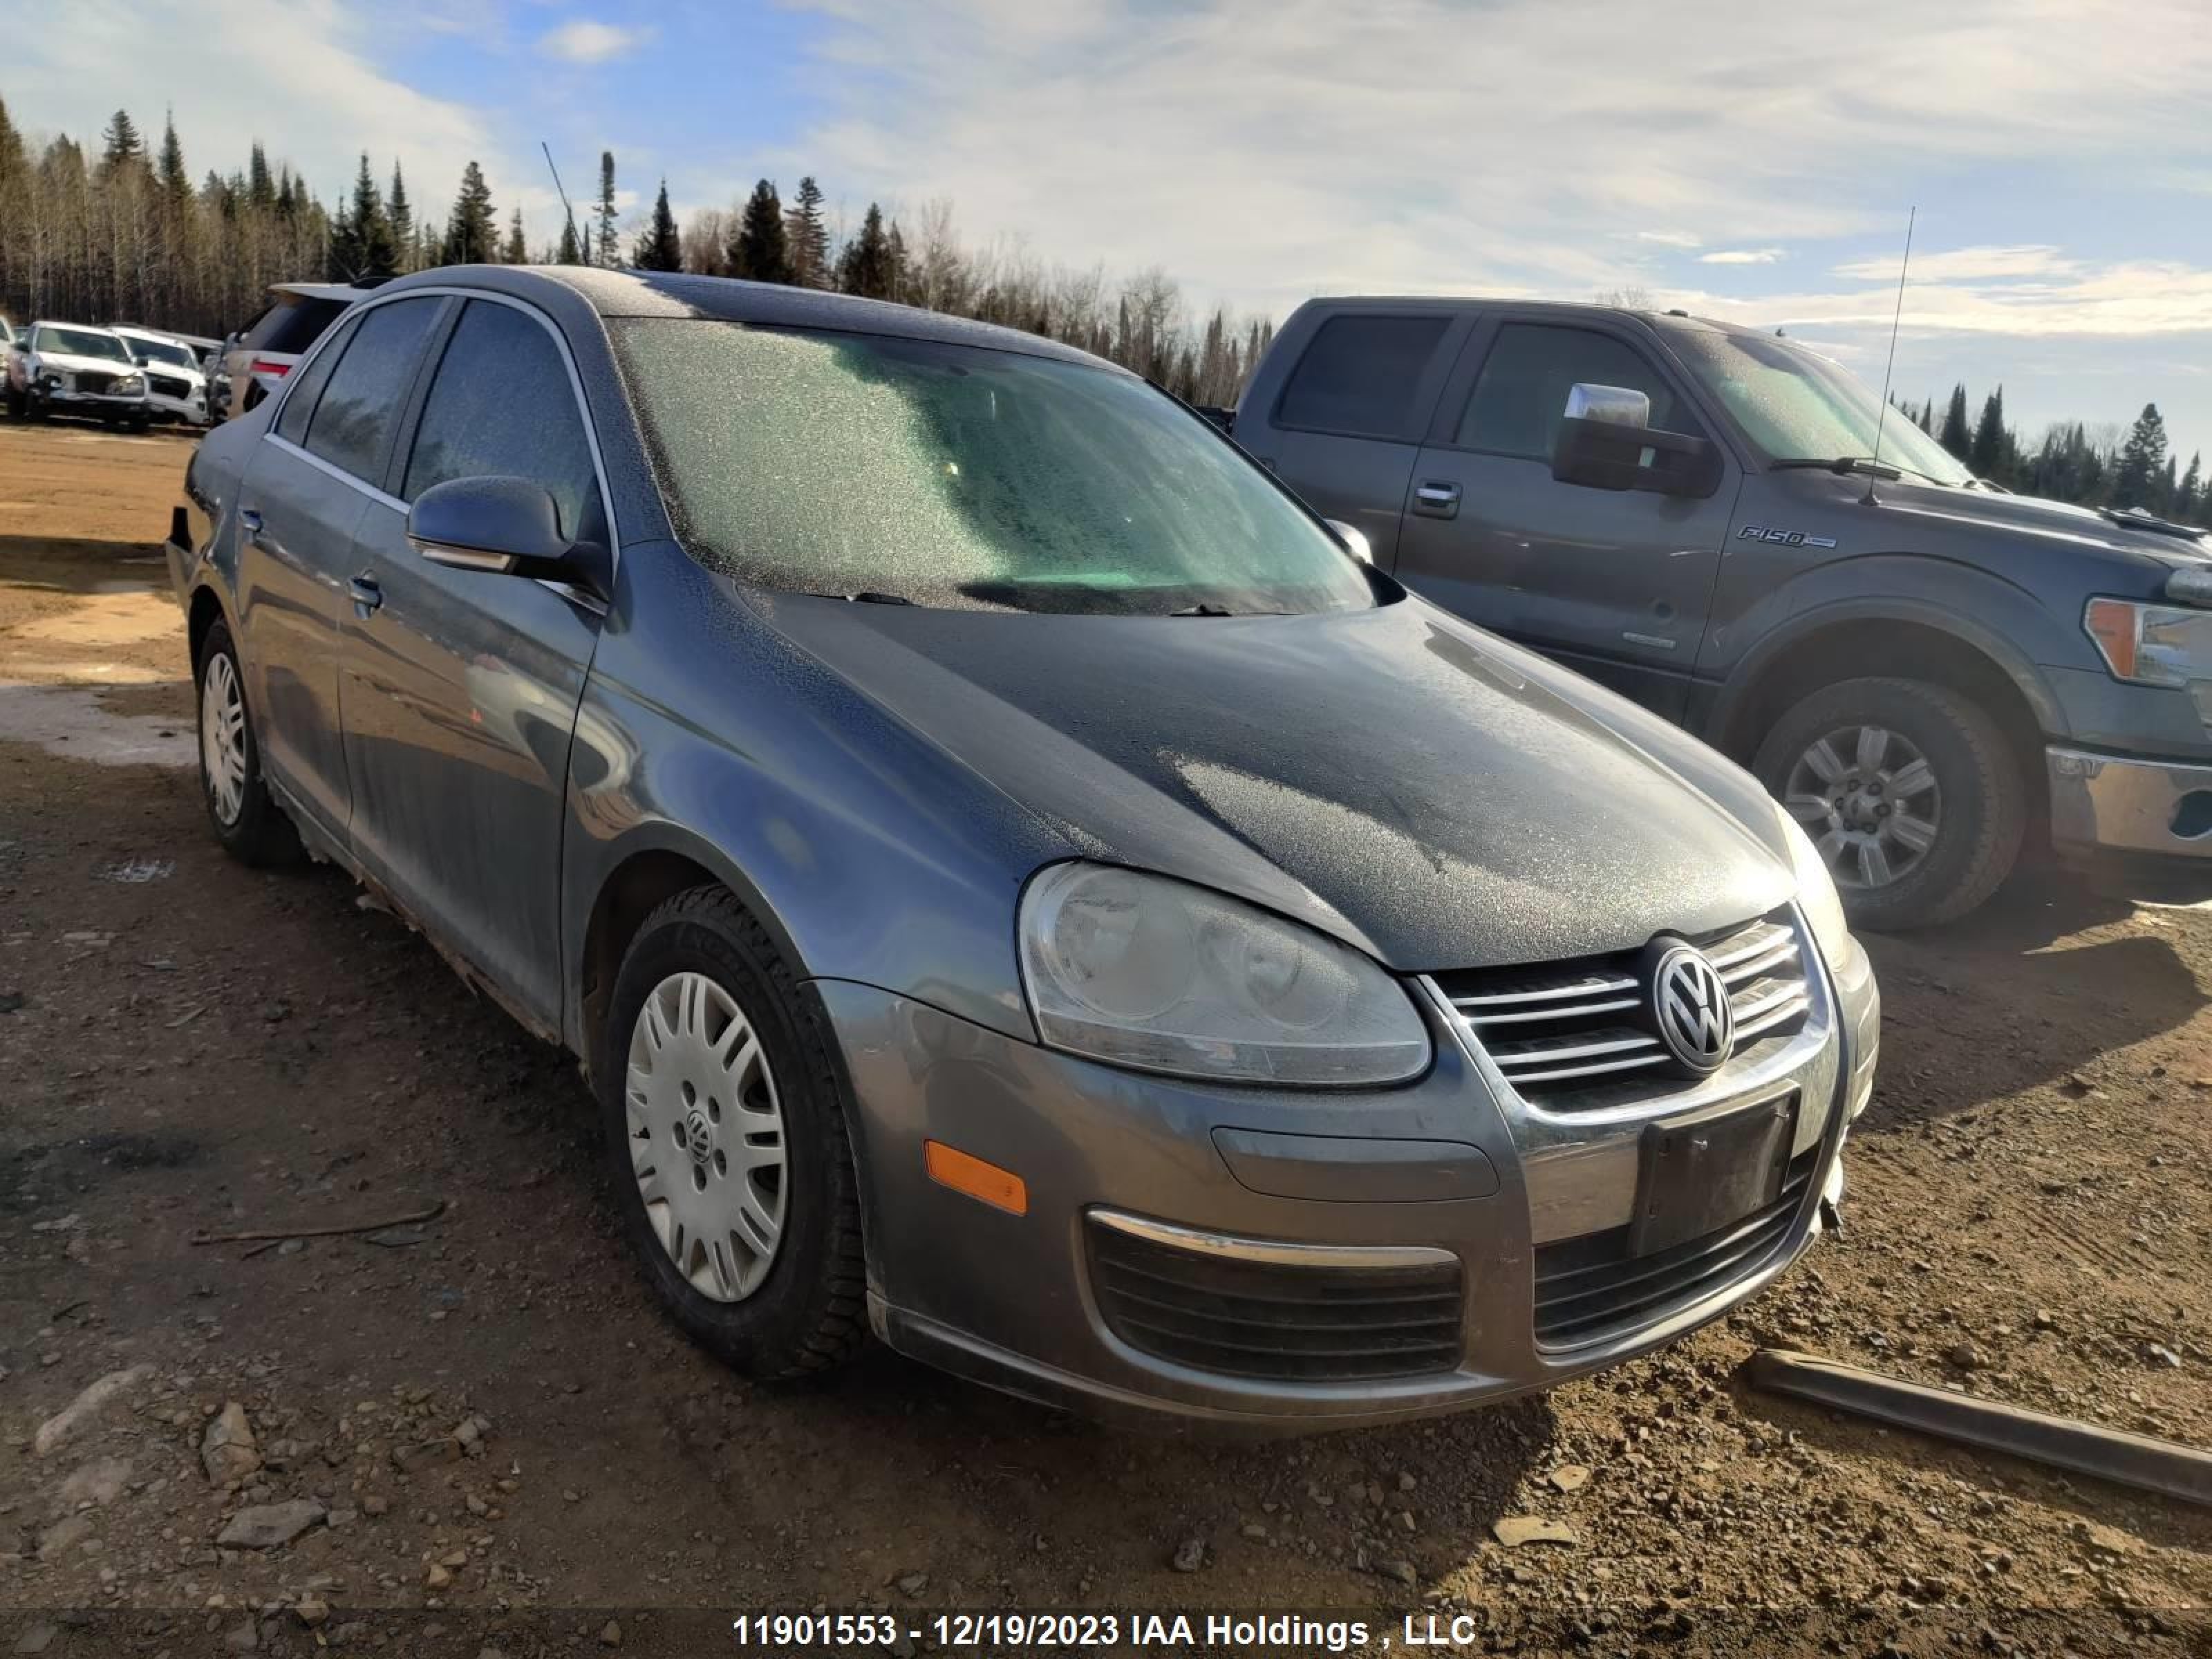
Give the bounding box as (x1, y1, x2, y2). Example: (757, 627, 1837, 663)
(597, 887, 868, 1380)
(3, 384, 22, 420)
(1753, 676, 2025, 930)
(194, 619, 301, 866)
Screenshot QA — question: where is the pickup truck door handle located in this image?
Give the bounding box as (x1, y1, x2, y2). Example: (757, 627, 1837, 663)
(1412, 480, 1461, 520)
(348, 574, 384, 618)
(238, 508, 263, 541)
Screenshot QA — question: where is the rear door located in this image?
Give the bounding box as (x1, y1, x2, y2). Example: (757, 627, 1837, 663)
(1391, 316, 1741, 720)
(1244, 310, 1466, 569)
(234, 296, 447, 843)
(336, 295, 609, 1030)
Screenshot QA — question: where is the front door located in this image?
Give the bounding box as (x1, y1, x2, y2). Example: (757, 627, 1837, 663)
(1391, 318, 1741, 720)
(337, 297, 608, 1031)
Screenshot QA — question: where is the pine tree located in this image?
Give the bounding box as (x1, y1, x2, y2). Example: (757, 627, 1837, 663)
(441, 160, 497, 265)
(99, 109, 144, 172)
(326, 202, 357, 282)
(156, 115, 188, 206)
(1937, 385, 1971, 460)
(834, 201, 894, 299)
(783, 176, 830, 288)
(2112, 404, 2170, 510)
(632, 180, 682, 271)
(337, 153, 397, 280)
(503, 207, 527, 265)
(247, 141, 274, 209)
(729, 180, 791, 283)
(594, 151, 618, 267)
(2178, 453, 2204, 526)
(556, 218, 583, 264)
(1970, 386, 2007, 480)
(388, 162, 414, 271)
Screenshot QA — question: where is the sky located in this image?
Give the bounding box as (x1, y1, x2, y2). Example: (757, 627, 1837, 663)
(8, 0, 2211, 463)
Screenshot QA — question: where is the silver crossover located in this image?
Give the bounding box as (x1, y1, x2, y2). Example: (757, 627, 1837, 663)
(167, 266, 1878, 1429)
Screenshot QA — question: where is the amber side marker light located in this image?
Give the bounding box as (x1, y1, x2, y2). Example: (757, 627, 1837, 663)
(924, 1141, 1028, 1216)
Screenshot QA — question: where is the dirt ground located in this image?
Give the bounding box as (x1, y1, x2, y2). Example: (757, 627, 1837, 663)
(1, 418, 2208, 1658)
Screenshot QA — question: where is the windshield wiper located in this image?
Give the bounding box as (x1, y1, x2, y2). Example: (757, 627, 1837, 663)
(1170, 602, 1237, 617)
(1770, 456, 1960, 489)
(807, 590, 912, 606)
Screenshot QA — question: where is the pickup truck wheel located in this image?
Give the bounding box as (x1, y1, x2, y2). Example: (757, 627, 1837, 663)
(3, 384, 22, 420)
(194, 619, 301, 866)
(598, 888, 868, 1381)
(1754, 676, 2024, 930)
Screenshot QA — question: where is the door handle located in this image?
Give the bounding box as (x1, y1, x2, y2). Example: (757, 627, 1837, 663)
(1412, 480, 1461, 520)
(348, 574, 383, 618)
(238, 507, 263, 542)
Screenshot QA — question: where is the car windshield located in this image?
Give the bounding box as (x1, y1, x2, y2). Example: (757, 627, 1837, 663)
(37, 326, 133, 362)
(127, 337, 196, 368)
(1667, 327, 1976, 487)
(610, 321, 1376, 616)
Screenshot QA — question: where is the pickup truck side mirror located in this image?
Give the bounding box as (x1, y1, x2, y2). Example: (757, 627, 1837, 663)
(406, 476, 608, 595)
(1550, 382, 1723, 499)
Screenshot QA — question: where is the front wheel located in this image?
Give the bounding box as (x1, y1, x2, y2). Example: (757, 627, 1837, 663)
(3, 384, 22, 420)
(1753, 676, 2025, 930)
(597, 888, 868, 1380)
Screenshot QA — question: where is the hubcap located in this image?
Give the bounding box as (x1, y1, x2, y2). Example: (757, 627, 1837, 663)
(624, 972, 787, 1303)
(200, 653, 248, 827)
(1783, 724, 1940, 891)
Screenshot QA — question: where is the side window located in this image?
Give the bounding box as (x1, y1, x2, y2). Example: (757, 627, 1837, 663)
(1454, 324, 1697, 460)
(274, 315, 361, 446)
(1275, 315, 1450, 440)
(402, 301, 598, 540)
(303, 298, 442, 483)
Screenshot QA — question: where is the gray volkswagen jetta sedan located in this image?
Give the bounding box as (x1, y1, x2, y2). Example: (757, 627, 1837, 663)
(167, 265, 1879, 1429)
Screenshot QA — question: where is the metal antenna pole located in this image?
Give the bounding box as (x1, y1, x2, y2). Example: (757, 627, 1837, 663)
(543, 142, 584, 265)
(1863, 205, 1916, 506)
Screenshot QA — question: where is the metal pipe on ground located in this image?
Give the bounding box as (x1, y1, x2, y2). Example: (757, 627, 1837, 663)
(1747, 1348, 2212, 1508)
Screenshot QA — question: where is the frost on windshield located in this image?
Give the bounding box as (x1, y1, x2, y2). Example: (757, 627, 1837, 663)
(611, 321, 1371, 615)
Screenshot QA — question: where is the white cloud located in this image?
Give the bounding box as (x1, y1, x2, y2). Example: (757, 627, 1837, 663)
(1700, 248, 1785, 265)
(1635, 230, 1703, 249)
(1833, 244, 2079, 282)
(539, 19, 652, 64)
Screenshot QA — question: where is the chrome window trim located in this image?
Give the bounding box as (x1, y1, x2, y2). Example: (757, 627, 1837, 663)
(1088, 1208, 1456, 1272)
(261, 283, 621, 565)
(264, 431, 408, 514)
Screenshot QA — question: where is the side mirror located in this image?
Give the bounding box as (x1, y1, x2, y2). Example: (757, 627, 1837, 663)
(1550, 382, 1722, 498)
(1324, 518, 1374, 564)
(406, 476, 606, 594)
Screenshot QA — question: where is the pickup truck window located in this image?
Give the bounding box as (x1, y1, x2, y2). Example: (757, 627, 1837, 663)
(1667, 328, 1974, 486)
(1455, 324, 1691, 458)
(1275, 315, 1450, 440)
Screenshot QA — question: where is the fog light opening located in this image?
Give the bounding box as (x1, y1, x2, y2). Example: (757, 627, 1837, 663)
(924, 1140, 1028, 1216)
(2169, 789, 2212, 841)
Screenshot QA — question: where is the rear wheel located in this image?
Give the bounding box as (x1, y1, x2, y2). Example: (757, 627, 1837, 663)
(1754, 676, 2024, 930)
(597, 888, 867, 1380)
(195, 619, 299, 865)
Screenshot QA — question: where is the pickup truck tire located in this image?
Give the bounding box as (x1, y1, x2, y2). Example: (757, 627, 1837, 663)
(597, 887, 868, 1382)
(3, 384, 22, 420)
(194, 619, 301, 867)
(1752, 676, 2024, 930)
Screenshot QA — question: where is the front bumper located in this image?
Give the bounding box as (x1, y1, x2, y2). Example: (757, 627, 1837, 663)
(819, 919, 1877, 1431)
(2048, 745, 2212, 861)
(33, 386, 149, 417)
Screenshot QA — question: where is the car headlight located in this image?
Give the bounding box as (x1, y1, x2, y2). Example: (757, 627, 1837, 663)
(1018, 861, 1432, 1086)
(115, 374, 145, 395)
(1774, 803, 1851, 966)
(2083, 596, 2212, 690)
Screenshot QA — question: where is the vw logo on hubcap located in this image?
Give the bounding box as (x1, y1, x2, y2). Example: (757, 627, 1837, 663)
(1644, 941, 1734, 1076)
(682, 1107, 715, 1165)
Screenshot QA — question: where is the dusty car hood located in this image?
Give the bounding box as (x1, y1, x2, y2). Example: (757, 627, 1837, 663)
(749, 590, 1794, 970)
(32, 350, 138, 377)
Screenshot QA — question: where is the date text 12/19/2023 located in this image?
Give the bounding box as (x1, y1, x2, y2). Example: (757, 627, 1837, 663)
(732, 1613, 1525, 1651)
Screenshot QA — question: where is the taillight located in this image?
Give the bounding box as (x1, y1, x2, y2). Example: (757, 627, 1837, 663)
(249, 357, 292, 378)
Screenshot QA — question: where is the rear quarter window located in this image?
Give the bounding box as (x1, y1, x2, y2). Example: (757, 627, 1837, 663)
(1274, 315, 1450, 440)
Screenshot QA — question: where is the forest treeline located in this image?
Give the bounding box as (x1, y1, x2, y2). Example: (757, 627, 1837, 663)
(0, 97, 2201, 513)
(0, 102, 1270, 408)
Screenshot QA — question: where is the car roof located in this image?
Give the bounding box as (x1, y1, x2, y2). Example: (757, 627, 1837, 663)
(376, 264, 1127, 373)
(269, 282, 378, 302)
(30, 320, 124, 335)
(1295, 293, 1784, 344)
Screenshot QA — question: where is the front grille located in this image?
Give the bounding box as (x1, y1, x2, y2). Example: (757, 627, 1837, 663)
(1435, 910, 1810, 1111)
(148, 372, 190, 398)
(75, 369, 115, 395)
(1533, 1147, 1817, 1347)
(1087, 1217, 1463, 1382)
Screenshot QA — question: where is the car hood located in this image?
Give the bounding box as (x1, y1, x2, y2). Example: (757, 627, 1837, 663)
(1788, 469, 2210, 568)
(34, 350, 139, 377)
(748, 590, 1794, 970)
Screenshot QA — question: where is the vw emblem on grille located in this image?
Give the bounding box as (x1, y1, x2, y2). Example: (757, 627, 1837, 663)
(1646, 941, 1734, 1076)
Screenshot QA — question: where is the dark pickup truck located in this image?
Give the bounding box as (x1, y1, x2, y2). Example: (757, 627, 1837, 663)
(1232, 297, 2212, 927)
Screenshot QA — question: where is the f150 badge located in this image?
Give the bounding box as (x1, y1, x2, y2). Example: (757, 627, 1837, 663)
(1738, 524, 1838, 549)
